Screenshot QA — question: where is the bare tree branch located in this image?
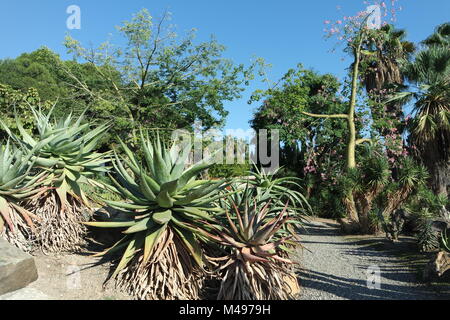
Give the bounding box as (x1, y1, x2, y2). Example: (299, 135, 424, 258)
(301, 111, 348, 119)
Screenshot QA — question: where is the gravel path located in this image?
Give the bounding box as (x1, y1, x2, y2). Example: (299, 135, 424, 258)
(296, 219, 449, 300)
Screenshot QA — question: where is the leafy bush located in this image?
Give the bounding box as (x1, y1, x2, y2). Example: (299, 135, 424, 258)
(408, 187, 449, 251)
(0, 84, 51, 140)
(208, 163, 251, 178)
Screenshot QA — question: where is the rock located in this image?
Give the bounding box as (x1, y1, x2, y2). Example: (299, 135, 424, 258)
(423, 251, 450, 281)
(0, 288, 50, 300)
(0, 239, 38, 295)
(338, 218, 360, 234)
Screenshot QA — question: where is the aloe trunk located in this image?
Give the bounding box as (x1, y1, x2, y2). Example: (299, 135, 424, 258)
(346, 36, 362, 225)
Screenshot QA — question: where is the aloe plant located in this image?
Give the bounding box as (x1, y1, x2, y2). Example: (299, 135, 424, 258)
(240, 165, 311, 217)
(442, 228, 450, 252)
(0, 141, 46, 251)
(206, 197, 300, 300)
(86, 131, 227, 300)
(3, 106, 110, 253)
(227, 167, 310, 242)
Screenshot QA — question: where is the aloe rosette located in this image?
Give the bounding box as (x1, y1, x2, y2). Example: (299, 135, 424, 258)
(86, 132, 227, 300)
(219, 178, 307, 243)
(7, 106, 110, 253)
(0, 141, 47, 251)
(206, 198, 300, 300)
(242, 165, 311, 217)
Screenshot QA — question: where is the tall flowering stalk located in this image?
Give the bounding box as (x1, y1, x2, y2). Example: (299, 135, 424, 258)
(300, 0, 400, 224)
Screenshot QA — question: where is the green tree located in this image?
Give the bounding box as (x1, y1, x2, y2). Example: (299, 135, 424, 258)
(64, 9, 254, 142)
(301, 23, 372, 224)
(0, 47, 124, 149)
(250, 65, 348, 215)
(422, 22, 450, 47)
(0, 47, 66, 102)
(359, 24, 415, 139)
(391, 43, 450, 196)
(298, 1, 401, 229)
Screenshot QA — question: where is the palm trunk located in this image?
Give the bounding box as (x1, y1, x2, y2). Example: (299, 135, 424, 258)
(430, 161, 449, 197)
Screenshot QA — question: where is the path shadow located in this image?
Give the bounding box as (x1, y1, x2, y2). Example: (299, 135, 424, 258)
(298, 222, 450, 300)
(298, 223, 341, 237)
(297, 269, 445, 300)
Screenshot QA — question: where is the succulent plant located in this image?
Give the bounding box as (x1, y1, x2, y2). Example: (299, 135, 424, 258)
(240, 165, 311, 217)
(442, 228, 450, 252)
(206, 197, 300, 300)
(3, 106, 110, 253)
(223, 168, 309, 241)
(86, 131, 227, 300)
(0, 140, 47, 251)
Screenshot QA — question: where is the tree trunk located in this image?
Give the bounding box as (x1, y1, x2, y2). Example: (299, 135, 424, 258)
(345, 193, 360, 223)
(299, 32, 366, 228)
(344, 38, 363, 225)
(430, 161, 449, 197)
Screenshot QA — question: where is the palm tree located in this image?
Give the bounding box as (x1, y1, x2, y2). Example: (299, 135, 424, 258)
(360, 25, 415, 130)
(391, 45, 450, 196)
(422, 22, 450, 47)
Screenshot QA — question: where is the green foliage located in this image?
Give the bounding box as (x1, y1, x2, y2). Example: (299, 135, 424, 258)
(417, 219, 440, 252)
(250, 64, 347, 152)
(335, 146, 430, 234)
(397, 157, 430, 191)
(358, 148, 391, 191)
(249, 65, 348, 218)
(0, 48, 67, 102)
(0, 48, 127, 149)
(422, 22, 450, 48)
(64, 9, 254, 140)
(9, 106, 110, 204)
(407, 187, 449, 251)
(359, 24, 415, 137)
(375, 157, 428, 227)
(310, 184, 347, 219)
(389, 25, 450, 195)
(241, 166, 310, 217)
(0, 84, 52, 139)
(209, 163, 251, 178)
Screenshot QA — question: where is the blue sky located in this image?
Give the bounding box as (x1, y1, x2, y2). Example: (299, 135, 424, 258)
(1, 0, 449, 132)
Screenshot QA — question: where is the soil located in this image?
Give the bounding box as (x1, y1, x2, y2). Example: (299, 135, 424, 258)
(27, 251, 132, 300)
